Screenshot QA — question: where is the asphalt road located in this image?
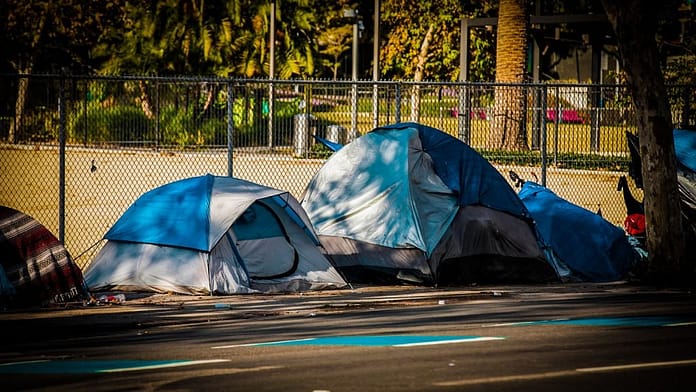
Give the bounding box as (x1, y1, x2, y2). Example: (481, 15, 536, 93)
(2, 283, 696, 391)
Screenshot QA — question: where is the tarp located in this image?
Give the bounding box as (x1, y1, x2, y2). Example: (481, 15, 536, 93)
(675, 129, 696, 173)
(625, 129, 696, 245)
(302, 122, 559, 285)
(0, 206, 89, 307)
(85, 175, 347, 295)
(519, 182, 637, 282)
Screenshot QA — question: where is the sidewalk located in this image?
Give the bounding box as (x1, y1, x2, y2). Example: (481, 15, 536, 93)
(2, 281, 679, 324)
(3, 281, 693, 345)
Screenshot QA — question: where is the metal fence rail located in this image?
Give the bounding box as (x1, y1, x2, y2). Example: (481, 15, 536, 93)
(1, 74, 694, 268)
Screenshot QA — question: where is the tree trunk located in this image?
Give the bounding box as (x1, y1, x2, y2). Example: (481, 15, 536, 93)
(9, 70, 31, 143)
(9, 8, 47, 144)
(410, 23, 434, 123)
(602, 0, 690, 283)
(489, 0, 529, 150)
(138, 80, 155, 120)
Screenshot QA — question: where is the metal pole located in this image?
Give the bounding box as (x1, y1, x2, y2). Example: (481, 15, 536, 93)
(155, 80, 159, 150)
(227, 81, 234, 177)
(459, 19, 469, 82)
(82, 82, 87, 146)
(58, 75, 66, 243)
(395, 81, 401, 123)
(268, 0, 276, 149)
(372, 0, 380, 129)
(541, 84, 548, 187)
(458, 19, 470, 143)
(350, 16, 359, 141)
(554, 85, 560, 166)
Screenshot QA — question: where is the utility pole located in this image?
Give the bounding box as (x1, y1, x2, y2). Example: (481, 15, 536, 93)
(372, 0, 380, 129)
(268, 0, 276, 149)
(344, 8, 360, 142)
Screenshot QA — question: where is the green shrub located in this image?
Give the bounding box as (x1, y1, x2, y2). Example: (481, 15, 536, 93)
(233, 99, 300, 147)
(154, 106, 229, 147)
(480, 149, 631, 172)
(68, 102, 153, 144)
(159, 106, 196, 147)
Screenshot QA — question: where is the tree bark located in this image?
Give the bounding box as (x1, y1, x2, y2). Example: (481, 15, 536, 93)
(602, 0, 690, 283)
(138, 80, 155, 120)
(410, 23, 434, 123)
(489, 0, 529, 150)
(9, 70, 30, 143)
(8, 8, 47, 144)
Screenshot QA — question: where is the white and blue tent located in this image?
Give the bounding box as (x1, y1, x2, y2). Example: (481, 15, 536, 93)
(301, 122, 560, 285)
(84, 175, 347, 295)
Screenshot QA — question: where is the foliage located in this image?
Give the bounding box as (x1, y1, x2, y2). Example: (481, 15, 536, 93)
(315, 0, 355, 80)
(656, 1, 696, 84)
(380, 0, 461, 81)
(0, 0, 129, 73)
(2, 0, 694, 84)
(468, 28, 496, 82)
(16, 106, 60, 142)
(92, 0, 234, 76)
(67, 101, 153, 144)
(481, 149, 631, 172)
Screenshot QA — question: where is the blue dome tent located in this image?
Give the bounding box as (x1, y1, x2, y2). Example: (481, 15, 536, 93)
(84, 175, 347, 295)
(301, 122, 560, 285)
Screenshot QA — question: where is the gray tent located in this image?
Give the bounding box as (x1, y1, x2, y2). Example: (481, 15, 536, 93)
(84, 175, 348, 295)
(301, 123, 560, 285)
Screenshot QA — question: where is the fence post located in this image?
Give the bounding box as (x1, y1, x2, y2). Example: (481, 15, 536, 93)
(227, 81, 234, 177)
(590, 84, 600, 152)
(373, 83, 379, 129)
(349, 81, 358, 142)
(554, 85, 559, 166)
(457, 83, 470, 144)
(82, 81, 88, 146)
(540, 84, 548, 187)
(268, 81, 275, 149)
(154, 79, 159, 150)
(531, 86, 541, 150)
(395, 81, 401, 123)
(58, 73, 66, 243)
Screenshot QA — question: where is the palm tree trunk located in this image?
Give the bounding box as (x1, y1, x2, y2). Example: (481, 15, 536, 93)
(489, 0, 529, 150)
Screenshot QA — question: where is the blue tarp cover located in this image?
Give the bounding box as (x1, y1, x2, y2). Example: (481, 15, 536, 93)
(104, 175, 284, 252)
(674, 129, 696, 172)
(519, 182, 636, 282)
(105, 176, 213, 251)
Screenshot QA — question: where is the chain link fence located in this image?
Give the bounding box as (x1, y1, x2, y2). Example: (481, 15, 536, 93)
(1, 74, 694, 269)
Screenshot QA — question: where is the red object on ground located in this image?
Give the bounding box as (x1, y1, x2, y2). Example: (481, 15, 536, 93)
(624, 213, 646, 236)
